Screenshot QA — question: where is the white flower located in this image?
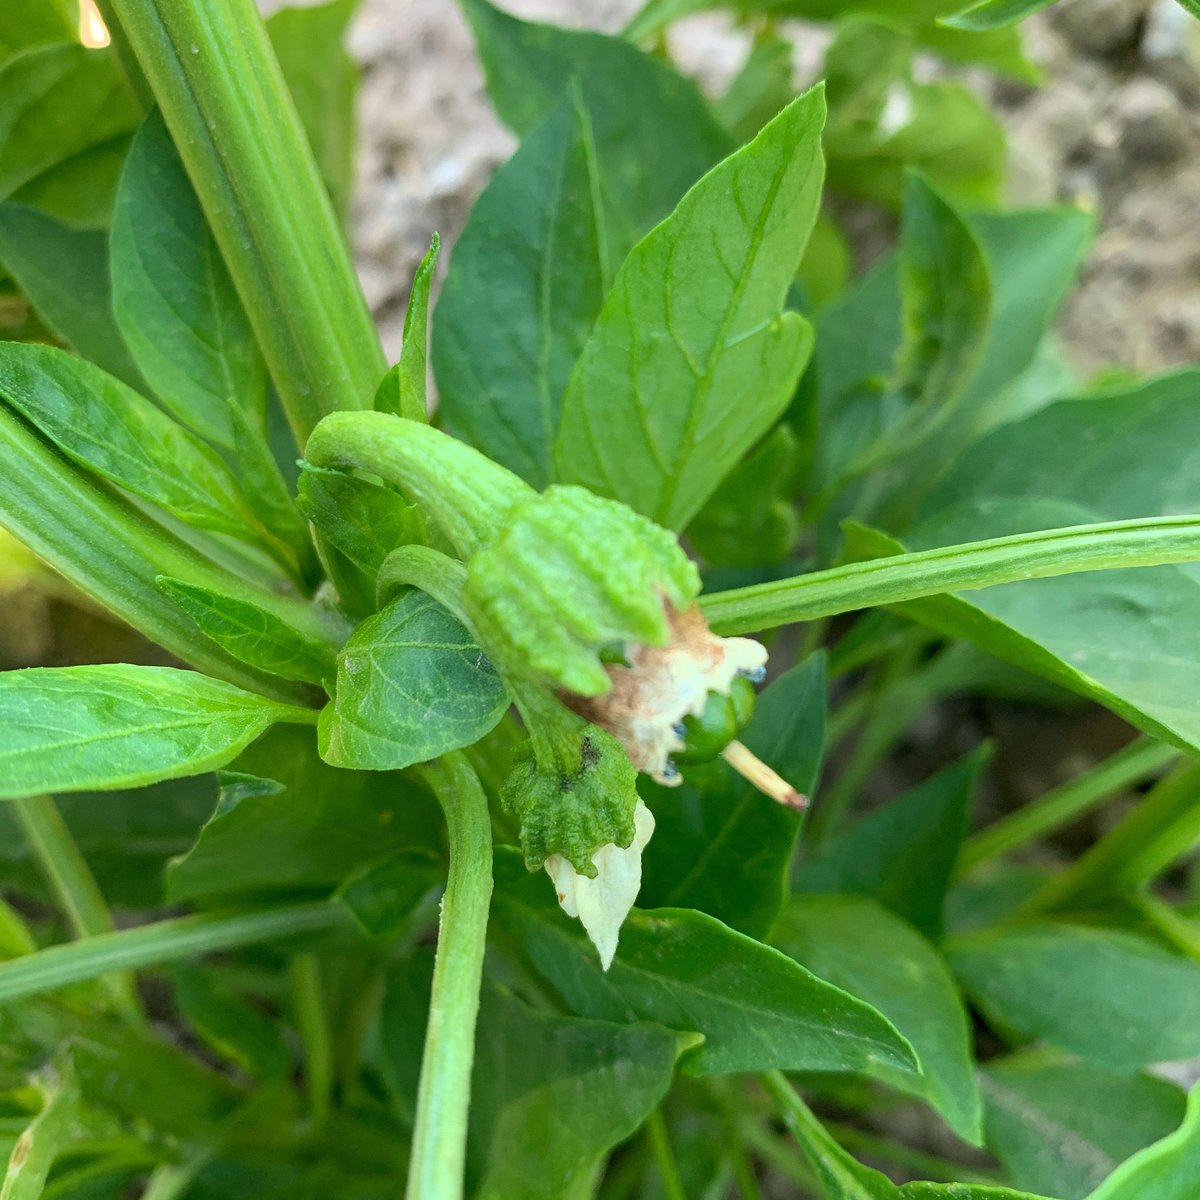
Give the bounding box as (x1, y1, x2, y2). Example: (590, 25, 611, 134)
(543, 798, 656, 970)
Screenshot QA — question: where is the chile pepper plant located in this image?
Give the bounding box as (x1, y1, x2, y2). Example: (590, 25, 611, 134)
(3, 0, 1200, 1197)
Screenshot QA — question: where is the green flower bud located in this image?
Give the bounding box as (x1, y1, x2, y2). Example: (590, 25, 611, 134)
(464, 485, 701, 697)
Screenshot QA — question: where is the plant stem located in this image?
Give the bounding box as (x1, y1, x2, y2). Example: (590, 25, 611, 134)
(957, 737, 1178, 875)
(0, 902, 346, 1005)
(1131, 890, 1200, 962)
(823, 1120, 1003, 1186)
(105, 0, 385, 443)
(701, 515, 1200, 635)
(138, 1152, 210, 1200)
(290, 953, 333, 1128)
(1022, 760, 1200, 915)
(12, 794, 142, 1023)
(407, 753, 494, 1200)
(645, 1109, 687, 1200)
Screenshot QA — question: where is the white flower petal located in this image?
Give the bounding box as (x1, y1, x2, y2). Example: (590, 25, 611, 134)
(543, 799, 655, 970)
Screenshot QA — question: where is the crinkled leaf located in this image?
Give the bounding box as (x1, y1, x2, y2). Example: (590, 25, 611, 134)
(377, 234, 438, 423)
(167, 725, 441, 904)
(497, 852, 918, 1079)
(981, 1056, 1187, 1200)
(554, 89, 824, 530)
(0, 665, 313, 799)
(469, 985, 696, 1199)
(776, 895, 982, 1143)
(640, 655, 827, 937)
(111, 109, 268, 448)
(157, 576, 340, 687)
(0, 202, 144, 390)
(318, 590, 509, 771)
(796, 749, 984, 940)
(0, 342, 258, 539)
(951, 924, 1200, 1071)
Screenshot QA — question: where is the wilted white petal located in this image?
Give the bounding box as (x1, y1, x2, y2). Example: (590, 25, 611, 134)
(543, 799, 655, 970)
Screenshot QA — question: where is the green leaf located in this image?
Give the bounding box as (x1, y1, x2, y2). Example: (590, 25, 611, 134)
(981, 1056, 1187, 1200)
(469, 985, 695, 1199)
(433, 93, 608, 488)
(0, 342, 258, 540)
(1087, 1086, 1200, 1200)
(111, 109, 268, 448)
(640, 655, 827, 938)
(0, 665, 314, 799)
(166, 725, 441, 904)
(950, 924, 1200, 1071)
(266, 0, 359, 217)
(0, 43, 137, 218)
(376, 234, 438, 423)
(941, 0, 1055, 30)
(0, 1, 75, 65)
(497, 856, 918, 1079)
(0, 202, 144, 390)
(1, 1062, 80, 1200)
(157, 576, 340, 687)
(554, 89, 825, 530)
(796, 750, 984, 940)
(716, 31, 797, 142)
(461, 0, 730, 274)
(318, 590, 509, 771)
(336, 852, 441, 938)
(775, 895, 982, 1144)
(172, 963, 293, 1082)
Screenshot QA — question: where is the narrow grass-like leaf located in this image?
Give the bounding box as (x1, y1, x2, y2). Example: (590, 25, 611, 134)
(1, 1062, 79, 1200)
(157, 576, 342, 686)
(111, 110, 268, 448)
(554, 89, 825, 530)
(0, 665, 316, 799)
(941, 0, 1055, 30)
(318, 591, 509, 770)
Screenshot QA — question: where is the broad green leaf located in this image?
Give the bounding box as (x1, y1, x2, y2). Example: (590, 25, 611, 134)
(157, 576, 341, 687)
(1087, 1086, 1200, 1200)
(172, 963, 292, 1082)
(434, 93, 608, 488)
(776, 895, 982, 1143)
(110, 110, 268, 448)
(376, 234, 438, 423)
(318, 590, 509, 771)
(796, 750, 984, 940)
(0, 1, 74, 65)
(336, 852, 441, 938)
(0, 665, 314, 799)
(554, 89, 825, 530)
(267, 0, 359, 217)
(469, 985, 695, 1199)
(497, 854, 918, 1079)
(640, 655, 827, 937)
(0, 202, 144, 390)
(460, 0, 730, 275)
(0, 43, 137, 218)
(0, 774, 215, 908)
(1, 1063, 80, 1200)
(942, 0, 1054, 30)
(381, 952, 434, 1127)
(167, 725, 441, 904)
(950, 924, 1200, 1070)
(0, 343, 258, 539)
(981, 1056, 1187, 1200)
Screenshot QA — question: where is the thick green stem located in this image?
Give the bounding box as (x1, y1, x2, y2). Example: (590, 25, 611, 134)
(306, 413, 533, 558)
(701, 515, 1200, 635)
(408, 753, 494, 1200)
(957, 737, 1179, 875)
(0, 902, 346, 1005)
(105, 0, 385, 442)
(645, 1109, 687, 1200)
(12, 794, 142, 1022)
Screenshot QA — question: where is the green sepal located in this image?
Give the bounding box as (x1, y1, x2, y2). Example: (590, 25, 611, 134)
(465, 485, 700, 697)
(500, 726, 639, 877)
(674, 675, 756, 765)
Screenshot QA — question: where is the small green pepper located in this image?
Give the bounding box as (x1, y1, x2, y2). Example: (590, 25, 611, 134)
(672, 674, 757, 766)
